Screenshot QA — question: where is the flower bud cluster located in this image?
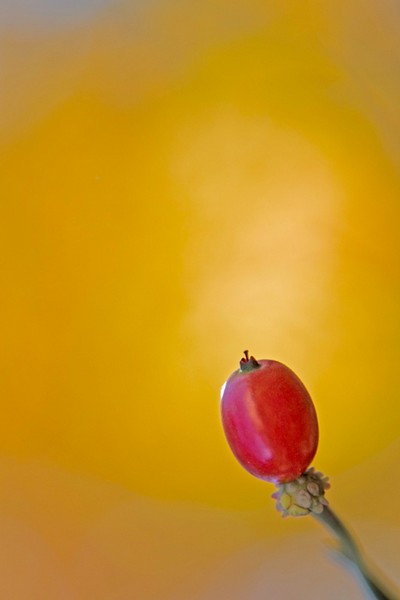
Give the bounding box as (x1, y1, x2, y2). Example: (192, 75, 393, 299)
(272, 468, 330, 517)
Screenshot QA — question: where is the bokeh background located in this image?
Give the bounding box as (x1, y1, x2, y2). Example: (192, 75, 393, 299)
(1, 1, 400, 598)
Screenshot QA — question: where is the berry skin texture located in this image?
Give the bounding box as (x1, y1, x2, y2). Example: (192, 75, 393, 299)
(220, 353, 319, 484)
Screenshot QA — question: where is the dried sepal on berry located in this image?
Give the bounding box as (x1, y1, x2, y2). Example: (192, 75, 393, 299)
(272, 468, 330, 517)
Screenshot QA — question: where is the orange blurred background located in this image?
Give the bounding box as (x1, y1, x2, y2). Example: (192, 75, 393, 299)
(1, 1, 400, 598)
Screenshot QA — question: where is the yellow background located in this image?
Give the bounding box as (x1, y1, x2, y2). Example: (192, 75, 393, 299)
(1, 1, 399, 598)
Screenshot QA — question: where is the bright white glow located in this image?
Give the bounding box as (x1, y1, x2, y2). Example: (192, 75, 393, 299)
(220, 381, 227, 402)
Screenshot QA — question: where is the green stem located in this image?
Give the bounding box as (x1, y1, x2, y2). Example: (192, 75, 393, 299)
(313, 506, 398, 600)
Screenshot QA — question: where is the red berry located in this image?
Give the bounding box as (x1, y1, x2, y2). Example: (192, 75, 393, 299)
(220, 351, 319, 484)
